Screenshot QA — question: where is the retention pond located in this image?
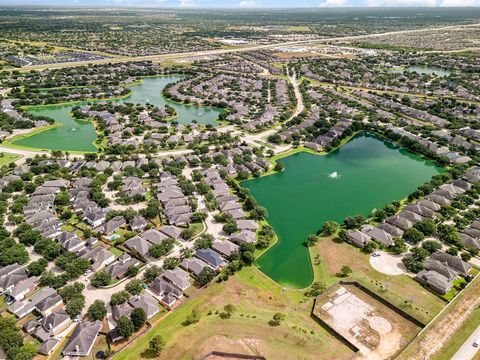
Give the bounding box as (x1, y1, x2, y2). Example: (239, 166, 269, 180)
(13, 76, 222, 152)
(242, 132, 443, 288)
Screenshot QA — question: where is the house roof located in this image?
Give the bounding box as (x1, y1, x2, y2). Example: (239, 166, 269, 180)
(195, 248, 226, 269)
(141, 229, 169, 245)
(128, 293, 159, 319)
(125, 236, 151, 256)
(62, 321, 101, 356)
(35, 293, 62, 313)
(430, 251, 471, 275)
(212, 240, 239, 257)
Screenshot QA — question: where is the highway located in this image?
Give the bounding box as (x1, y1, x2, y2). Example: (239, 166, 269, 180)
(451, 325, 480, 360)
(20, 22, 480, 71)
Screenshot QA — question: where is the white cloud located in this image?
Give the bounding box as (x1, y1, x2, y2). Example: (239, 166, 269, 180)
(179, 0, 193, 6)
(366, 0, 436, 5)
(239, 0, 255, 7)
(440, 0, 480, 5)
(319, 0, 349, 6)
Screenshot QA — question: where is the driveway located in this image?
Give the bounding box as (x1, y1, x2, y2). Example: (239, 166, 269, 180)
(369, 251, 406, 276)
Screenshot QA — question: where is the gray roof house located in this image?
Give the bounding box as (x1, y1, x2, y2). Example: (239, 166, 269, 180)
(230, 230, 256, 244)
(430, 252, 471, 275)
(62, 321, 102, 357)
(94, 216, 125, 235)
(180, 258, 209, 276)
(150, 277, 183, 306)
(163, 268, 191, 291)
(159, 225, 182, 240)
(347, 230, 372, 248)
(415, 270, 453, 294)
(212, 240, 239, 257)
(424, 259, 458, 281)
(35, 293, 63, 316)
(195, 249, 226, 270)
(128, 293, 159, 319)
(124, 236, 151, 257)
(141, 229, 169, 245)
(362, 226, 394, 247)
(38, 338, 60, 356)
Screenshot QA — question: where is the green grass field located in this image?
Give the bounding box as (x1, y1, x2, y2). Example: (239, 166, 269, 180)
(0, 152, 21, 165)
(112, 266, 353, 360)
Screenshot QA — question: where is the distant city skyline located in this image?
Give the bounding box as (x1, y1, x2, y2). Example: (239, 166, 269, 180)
(0, 0, 479, 8)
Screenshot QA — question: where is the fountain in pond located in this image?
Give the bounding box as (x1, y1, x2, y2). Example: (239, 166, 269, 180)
(328, 171, 341, 179)
(70, 127, 79, 132)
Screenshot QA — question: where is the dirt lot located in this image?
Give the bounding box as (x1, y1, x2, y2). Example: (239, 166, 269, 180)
(313, 284, 421, 360)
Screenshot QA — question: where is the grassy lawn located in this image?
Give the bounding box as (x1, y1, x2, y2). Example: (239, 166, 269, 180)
(189, 222, 205, 238)
(109, 247, 124, 258)
(310, 236, 445, 324)
(0, 152, 21, 165)
(113, 266, 354, 360)
(0, 296, 6, 312)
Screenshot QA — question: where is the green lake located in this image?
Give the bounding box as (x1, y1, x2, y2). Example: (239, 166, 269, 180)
(243, 133, 442, 288)
(390, 66, 452, 77)
(14, 76, 222, 152)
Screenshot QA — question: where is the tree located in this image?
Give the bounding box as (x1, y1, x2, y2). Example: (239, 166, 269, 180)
(163, 257, 180, 270)
(391, 238, 408, 254)
(403, 228, 424, 244)
(274, 163, 284, 172)
(304, 281, 326, 297)
(149, 335, 166, 356)
(91, 271, 111, 288)
(306, 234, 319, 247)
(194, 234, 213, 250)
(182, 310, 200, 326)
(65, 297, 85, 319)
(130, 307, 147, 330)
(269, 312, 285, 326)
(0, 244, 29, 266)
(422, 240, 442, 254)
(144, 265, 162, 282)
(58, 282, 84, 302)
(222, 221, 238, 235)
(87, 300, 107, 321)
(116, 316, 134, 339)
(339, 265, 352, 277)
(321, 221, 339, 236)
(363, 241, 378, 253)
(125, 279, 143, 295)
(26, 258, 48, 276)
(126, 265, 139, 277)
(180, 227, 195, 240)
(414, 219, 437, 236)
(343, 215, 366, 229)
(110, 291, 130, 306)
(196, 267, 215, 286)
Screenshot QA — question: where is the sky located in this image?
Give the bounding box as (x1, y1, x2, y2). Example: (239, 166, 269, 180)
(0, 0, 478, 7)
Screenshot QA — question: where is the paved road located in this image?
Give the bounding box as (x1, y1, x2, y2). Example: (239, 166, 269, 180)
(20, 23, 480, 71)
(451, 325, 480, 360)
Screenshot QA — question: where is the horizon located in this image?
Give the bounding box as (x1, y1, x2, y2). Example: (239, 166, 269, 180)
(1, 2, 479, 8)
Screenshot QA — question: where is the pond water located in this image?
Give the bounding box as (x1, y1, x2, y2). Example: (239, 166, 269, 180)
(390, 66, 452, 77)
(242, 133, 442, 288)
(14, 76, 222, 152)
